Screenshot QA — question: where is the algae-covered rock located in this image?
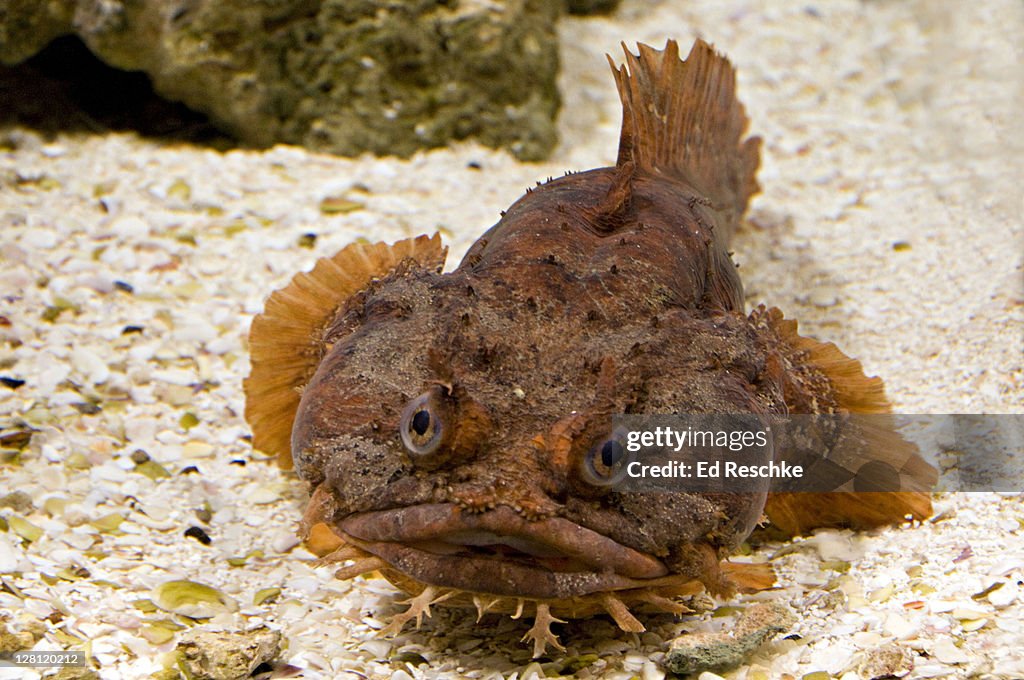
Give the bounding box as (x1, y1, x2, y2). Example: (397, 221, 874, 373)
(176, 626, 280, 680)
(857, 642, 914, 679)
(0, 620, 34, 654)
(176, 627, 282, 680)
(0, 1, 73, 64)
(664, 602, 796, 675)
(51, 668, 100, 680)
(0, 0, 561, 160)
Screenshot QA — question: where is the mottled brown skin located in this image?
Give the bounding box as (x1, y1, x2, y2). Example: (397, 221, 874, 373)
(292, 164, 779, 597)
(246, 40, 933, 651)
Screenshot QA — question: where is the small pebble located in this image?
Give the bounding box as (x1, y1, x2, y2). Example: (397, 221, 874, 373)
(184, 526, 212, 545)
(883, 613, 919, 639)
(641, 660, 665, 680)
(988, 582, 1018, 607)
(809, 287, 839, 308)
(0, 536, 25, 572)
(856, 642, 914, 679)
(931, 639, 970, 665)
(271, 530, 301, 554)
(249, 487, 280, 504)
(109, 214, 149, 238)
(71, 346, 110, 384)
(0, 491, 33, 512)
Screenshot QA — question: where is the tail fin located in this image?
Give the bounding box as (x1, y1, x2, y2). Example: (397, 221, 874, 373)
(608, 39, 760, 243)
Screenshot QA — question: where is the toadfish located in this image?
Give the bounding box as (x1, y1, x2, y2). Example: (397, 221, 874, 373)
(244, 39, 934, 655)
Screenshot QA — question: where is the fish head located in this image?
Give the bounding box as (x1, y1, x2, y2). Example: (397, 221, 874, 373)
(287, 177, 768, 600)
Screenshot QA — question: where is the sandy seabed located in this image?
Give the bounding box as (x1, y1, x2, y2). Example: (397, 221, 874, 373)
(1, 1, 1022, 678)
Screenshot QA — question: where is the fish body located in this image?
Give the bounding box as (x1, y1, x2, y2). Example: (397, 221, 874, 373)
(245, 40, 933, 654)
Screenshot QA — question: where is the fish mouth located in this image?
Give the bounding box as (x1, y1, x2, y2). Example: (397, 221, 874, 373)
(336, 503, 669, 600)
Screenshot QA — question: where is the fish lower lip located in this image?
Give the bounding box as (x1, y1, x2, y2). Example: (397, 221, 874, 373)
(337, 503, 668, 597)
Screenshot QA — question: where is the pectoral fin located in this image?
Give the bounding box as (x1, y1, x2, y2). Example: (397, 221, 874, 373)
(752, 305, 935, 535)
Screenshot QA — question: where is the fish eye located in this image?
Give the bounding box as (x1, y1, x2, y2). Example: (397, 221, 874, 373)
(400, 391, 445, 457)
(601, 439, 624, 467)
(581, 431, 631, 487)
(411, 409, 431, 436)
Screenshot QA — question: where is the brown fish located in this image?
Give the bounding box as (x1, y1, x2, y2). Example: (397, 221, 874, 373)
(244, 39, 934, 655)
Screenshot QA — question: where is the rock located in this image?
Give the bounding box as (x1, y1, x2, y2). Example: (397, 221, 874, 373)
(987, 581, 1019, 608)
(856, 642, 914, 679)
(930, 639, 970, 665)
(176, 627, 282, 680)
(0, 0, 561, 160)
(882, 612, 920, 640)
(565, 0, 622, 14)
(0, 490, 33, 512)
(664, 602, 796, 675)
(0, 621, 33, 654)
(152, 579, 238, 618)
(0, 1, 71, 64)
(270, 528, 301, 554)
(51, 668, 101, 680)
(809, 287, 839, 308)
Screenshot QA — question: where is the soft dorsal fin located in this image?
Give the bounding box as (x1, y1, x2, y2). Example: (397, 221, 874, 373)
(752, 306, 936, 535)
(608, 39, 761, 241)
(244, 234, 447, 468)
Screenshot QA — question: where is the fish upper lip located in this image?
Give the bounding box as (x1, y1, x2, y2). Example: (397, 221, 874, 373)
(338, 503, 668, 586)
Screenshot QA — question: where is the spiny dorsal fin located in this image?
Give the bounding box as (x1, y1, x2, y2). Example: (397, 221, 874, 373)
(608, 39, 761, 240)
(244, 234, 447, 468)
(589, 160, 635, 233)
(752, 306, 935, 535)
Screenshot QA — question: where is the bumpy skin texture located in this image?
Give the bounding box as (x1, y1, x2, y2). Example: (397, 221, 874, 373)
(246, 40, 932, 653)
(293, 165, 777, 595)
